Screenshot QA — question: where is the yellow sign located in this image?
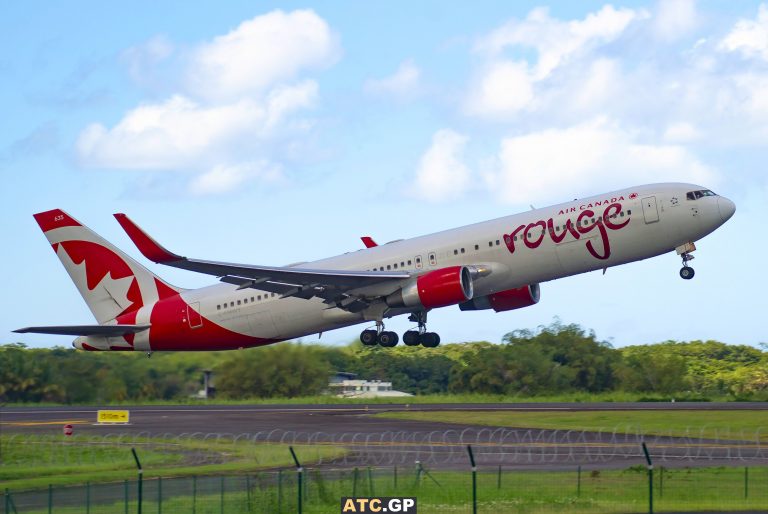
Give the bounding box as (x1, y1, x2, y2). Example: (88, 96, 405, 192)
(96, 410, 130, 424)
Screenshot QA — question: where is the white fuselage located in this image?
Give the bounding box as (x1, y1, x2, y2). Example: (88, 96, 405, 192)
(160, 183, 731, 345)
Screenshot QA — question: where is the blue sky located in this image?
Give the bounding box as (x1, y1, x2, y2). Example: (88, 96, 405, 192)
(2, 1, 767, 349)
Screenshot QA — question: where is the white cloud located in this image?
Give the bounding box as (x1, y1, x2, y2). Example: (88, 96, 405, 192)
(187, 9, 339, 102)
(488, 118, 716, 205)
(465, 60, 534, 118)
(189, 161, 283, 195)
(78, 10, 334, 193)
(466, 5, 646, 121)
(121, 35, 175, 89)
(653, 0, 699, 41)
(413, 129, 471, 202)
(475, 6, 644, 79)
(719, 4, 768, 60)
(77, 81, 317, 170)
(364, 59, 421, 98)
(663, 121, 701, 142)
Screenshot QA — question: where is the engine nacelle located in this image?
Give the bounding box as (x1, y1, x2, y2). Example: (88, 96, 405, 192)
(459, 284, 540, 312)
(386, 266, 474, 309)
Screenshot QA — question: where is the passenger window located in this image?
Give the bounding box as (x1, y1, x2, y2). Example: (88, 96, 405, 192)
(401, 262, 405, 267)
(627, 210, 632, 215)
(488, 241, 493, 247)
(230, 302, 234, 307)
(620, 211, 625, 217)
(416, 257, 421, 263)
(237, 300, 241, 305)
(496, 240, 500, 245)
(460, 248, 465, 253)
(251, 297, 255, 302)
(407, 260, 412, 265)
(474, 244, 479, 250)
(217, 305, 221, 310)
(258, 295, 261, 300)
(387, 265, 391, 270)
(454, 249, 458, 255)
(244, 298, 248, 304)
(393, 263, 398, 269)
(380, 266, 384, 271)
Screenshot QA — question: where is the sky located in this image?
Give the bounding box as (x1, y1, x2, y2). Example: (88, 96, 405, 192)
(2, 1, 767, 349)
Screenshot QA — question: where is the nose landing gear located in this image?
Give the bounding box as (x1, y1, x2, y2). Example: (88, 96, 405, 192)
(676, 242, 696, 280)
(679, 261, 695, 280)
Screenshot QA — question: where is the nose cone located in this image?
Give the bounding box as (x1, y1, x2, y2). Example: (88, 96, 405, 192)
(717, 197, 736, 223)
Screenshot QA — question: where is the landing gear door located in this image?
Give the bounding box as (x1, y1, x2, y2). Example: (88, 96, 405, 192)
(642, 196, 659, 224)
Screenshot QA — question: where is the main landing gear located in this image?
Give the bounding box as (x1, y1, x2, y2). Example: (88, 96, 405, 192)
(359, 312, 441, 348)
(360, 321, 399, 348)
(676, 242, 696, 280)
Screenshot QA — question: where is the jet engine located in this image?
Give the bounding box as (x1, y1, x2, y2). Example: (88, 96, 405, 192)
(386, 266, 473, 309)
(459, 284, 540, 312)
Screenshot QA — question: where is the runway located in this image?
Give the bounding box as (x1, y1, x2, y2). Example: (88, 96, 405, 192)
(3, 403, 766, 470)
(3, 401, 767, 434)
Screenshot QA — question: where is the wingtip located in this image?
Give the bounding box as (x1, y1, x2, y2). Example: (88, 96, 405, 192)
(361, 236, 378, 248)
(113, 213, 182, 263)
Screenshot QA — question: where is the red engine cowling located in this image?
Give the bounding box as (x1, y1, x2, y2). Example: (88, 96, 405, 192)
(386, 266, 473, 309)
(459, 284, 540, 312)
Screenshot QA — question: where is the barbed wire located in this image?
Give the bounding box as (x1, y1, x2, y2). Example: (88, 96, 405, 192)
(3, 426, 767, 468)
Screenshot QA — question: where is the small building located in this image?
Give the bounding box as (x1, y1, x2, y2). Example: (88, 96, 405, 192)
(191, 370, 216, 399)
(329, 379, 412, 398)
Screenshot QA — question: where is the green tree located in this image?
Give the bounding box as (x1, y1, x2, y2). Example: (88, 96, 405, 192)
(215, 343, 331, 399)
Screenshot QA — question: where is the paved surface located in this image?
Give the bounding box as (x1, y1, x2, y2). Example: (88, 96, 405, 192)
(2, 403, 766, 470)
(3, 402, 767, 434)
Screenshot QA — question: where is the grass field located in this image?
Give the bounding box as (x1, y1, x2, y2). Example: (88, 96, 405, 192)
(10, 466, 768, 513)
(0, 434, 345, 491)
(375, 410, 768, 440)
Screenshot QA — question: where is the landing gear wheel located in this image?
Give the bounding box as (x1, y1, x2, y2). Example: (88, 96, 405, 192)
(403, 330, 421, 346)
(680, 266, 695, 280)
(420, 332, 441, 348)
(378, 331, 399, 347)
(360, 329, 378, 346)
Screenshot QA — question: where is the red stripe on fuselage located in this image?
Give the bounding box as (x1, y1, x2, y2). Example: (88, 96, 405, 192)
(147, 293, 280, 351)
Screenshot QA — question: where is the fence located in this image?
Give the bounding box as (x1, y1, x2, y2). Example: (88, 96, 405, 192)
(4, 462, 768, 513)
(3, 428, 768, 513)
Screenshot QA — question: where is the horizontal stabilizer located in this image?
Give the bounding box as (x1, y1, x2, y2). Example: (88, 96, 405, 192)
(13, 325, 150, 336)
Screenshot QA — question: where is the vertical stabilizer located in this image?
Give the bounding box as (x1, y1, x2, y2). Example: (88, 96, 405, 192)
(32, 209, 182, 324)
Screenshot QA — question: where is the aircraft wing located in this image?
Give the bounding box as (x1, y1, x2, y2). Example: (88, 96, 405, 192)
(14, 325, 150, 336)
(114, 214, 410, 305)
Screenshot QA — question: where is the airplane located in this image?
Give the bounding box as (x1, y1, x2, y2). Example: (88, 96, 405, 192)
(15, 183, 735, 352)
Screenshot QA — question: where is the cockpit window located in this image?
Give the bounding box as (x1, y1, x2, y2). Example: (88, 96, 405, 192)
(686, 189, 716, 200)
